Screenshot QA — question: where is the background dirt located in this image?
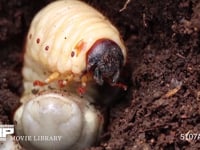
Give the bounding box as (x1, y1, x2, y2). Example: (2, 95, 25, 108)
(0, 0, 200, 149)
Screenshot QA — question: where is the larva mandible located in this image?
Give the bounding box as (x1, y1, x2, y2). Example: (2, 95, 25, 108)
(23, 0, 127, 94)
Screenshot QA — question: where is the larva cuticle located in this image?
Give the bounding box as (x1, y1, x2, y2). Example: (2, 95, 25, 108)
(23, 0, 127, 95)
(14, 90, 103, 150)
(13, 1, 127, 149)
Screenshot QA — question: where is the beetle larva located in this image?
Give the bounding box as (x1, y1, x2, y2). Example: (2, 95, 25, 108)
(14, 91, 103, 150)
(23, 0, 127, 94)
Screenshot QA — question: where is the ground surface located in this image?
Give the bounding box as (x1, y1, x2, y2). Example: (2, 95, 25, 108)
(0, 0, 200, 149)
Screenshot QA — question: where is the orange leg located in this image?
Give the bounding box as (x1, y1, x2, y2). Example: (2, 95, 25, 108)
(77, 86, 86, 96)
(33, 80, 46, 86)
(57, 80, 67, 88)
(111, 82, 127, 91)
(33, 72, 60, 87)
(76, 73, 93, 96)
(44, 72, 60, 83)
(56, 73, 76, 88)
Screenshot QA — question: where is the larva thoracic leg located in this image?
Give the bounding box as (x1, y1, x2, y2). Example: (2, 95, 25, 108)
(23, 0, 127, 94)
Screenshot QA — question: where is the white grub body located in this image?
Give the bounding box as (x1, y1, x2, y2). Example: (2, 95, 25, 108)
(14, 91, 103, 150)
(23, 0, 126, 94)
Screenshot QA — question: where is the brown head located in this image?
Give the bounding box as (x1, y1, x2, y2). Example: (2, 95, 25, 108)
(86, 39, 124, 85)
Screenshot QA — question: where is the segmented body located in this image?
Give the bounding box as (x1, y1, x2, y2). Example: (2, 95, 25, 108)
(23, 0, 126, 94)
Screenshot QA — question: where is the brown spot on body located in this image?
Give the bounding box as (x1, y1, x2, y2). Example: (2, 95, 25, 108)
(71, 51, 75, 57)
(36, 38, 40, 44)
(75, 40, 85, 56)
(29, 34, 32, 39)
(45, 46, 49, 51)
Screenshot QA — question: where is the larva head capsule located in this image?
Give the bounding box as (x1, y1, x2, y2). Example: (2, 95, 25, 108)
(14, 91, 103, 150)
(87, 39, 124, 85)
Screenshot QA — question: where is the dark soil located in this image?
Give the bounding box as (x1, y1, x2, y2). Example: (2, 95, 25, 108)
(1, 0, 200, 149)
